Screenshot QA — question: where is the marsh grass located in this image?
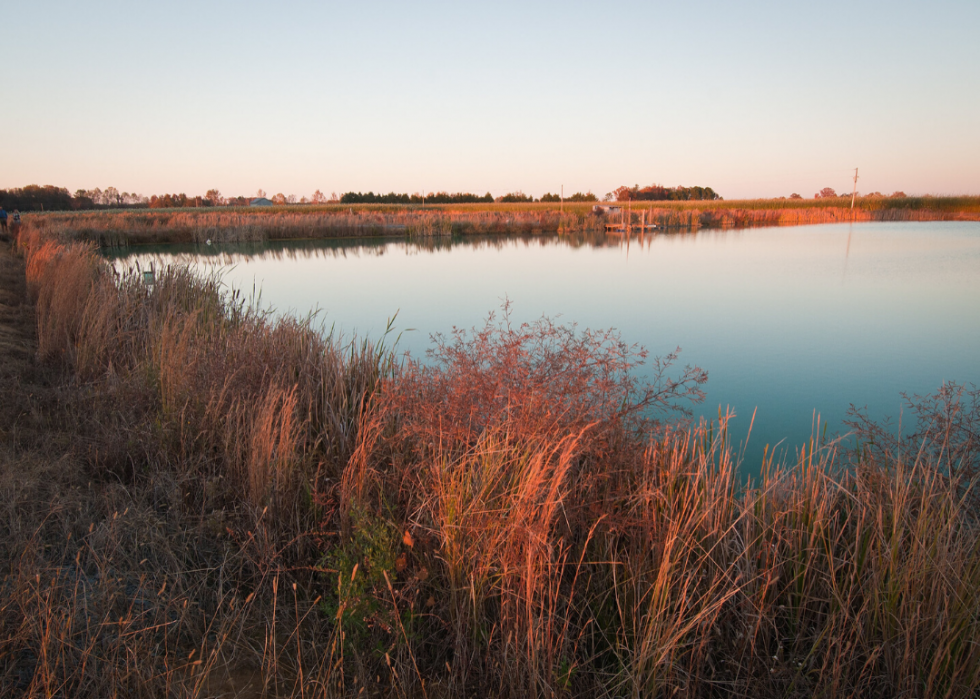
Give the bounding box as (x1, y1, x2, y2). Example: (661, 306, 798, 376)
(21, 195, 980, 249)
(2, 229, 979, 697)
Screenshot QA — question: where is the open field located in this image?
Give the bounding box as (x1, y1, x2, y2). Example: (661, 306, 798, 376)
(20, 196, 980, 248)
(1, 227, 979, 697)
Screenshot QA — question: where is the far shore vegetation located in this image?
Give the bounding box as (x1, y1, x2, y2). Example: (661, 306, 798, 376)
(7, 190, 980, 250)
(3, 183, 728, 211)
(0, 218, 978, 696)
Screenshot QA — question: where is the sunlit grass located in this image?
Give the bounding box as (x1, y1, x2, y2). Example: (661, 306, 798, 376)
(18, 195, 980, 249)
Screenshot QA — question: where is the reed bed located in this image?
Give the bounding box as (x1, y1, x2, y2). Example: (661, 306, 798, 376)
(1, 229, 979, 697)
(20, 195, 980, 249)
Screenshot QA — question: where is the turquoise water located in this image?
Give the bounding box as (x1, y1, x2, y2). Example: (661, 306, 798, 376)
(108, 221, 980, 466)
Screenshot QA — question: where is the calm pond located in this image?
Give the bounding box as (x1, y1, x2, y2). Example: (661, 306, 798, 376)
(108, 221, 980, 468)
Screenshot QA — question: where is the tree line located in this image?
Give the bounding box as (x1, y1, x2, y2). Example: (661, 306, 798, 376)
(613, 184, 721, 202)
(340, 191, 495, 204)
(2, 183, 728, 212)
(540, 191, 598, 202)
(341, 191, 600, 204)
(0, 185, 78, 211)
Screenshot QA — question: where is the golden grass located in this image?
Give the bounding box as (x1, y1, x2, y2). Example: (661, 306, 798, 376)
(19, 195, 980, 249)
(2, 229, 979, 697)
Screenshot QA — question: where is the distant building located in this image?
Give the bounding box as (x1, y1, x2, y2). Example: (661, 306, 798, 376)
(250, 197, 274, 207)
(592, 205, 622, 215)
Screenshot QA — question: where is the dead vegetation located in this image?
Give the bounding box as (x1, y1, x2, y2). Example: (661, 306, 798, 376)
(20, 195, 980, 250)
(1, 228, 979, 697)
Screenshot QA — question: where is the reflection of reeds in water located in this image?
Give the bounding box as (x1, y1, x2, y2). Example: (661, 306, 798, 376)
(105, 230, 637, 273)
(6, 226, 980, 697)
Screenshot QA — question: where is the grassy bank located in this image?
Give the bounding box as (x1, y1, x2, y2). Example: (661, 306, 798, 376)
(1, 228, 979, 697)
(20, 195, 980, 248)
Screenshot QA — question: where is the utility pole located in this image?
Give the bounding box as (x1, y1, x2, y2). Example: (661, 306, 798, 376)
(851, 168, 859, 211)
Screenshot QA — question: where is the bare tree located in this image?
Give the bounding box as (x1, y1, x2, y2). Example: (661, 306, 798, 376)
(205, 189, 223, 206)
(311, 189, 326, 205)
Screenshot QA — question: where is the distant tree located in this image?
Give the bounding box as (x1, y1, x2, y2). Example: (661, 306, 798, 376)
(567, 191, 598, 202)
(147, 193, 189, 209)
(272, 193, 287, 205)
(614, 186, 636, 202)
(789, 193, 802, 199)
(330, 192, 339, 202)
(71, 189, 96, 210)
(890, 191, 907, 198)
(256, 189, 266, 198)
(311, 189, 326, 204)
(497, 191, 533, 203)
(287, 194, 297, 204)
(603, 192, 614, 202)
(540, 193, 561, 202)
(614, 184, 720, 202)
(816, 187, 837, 198)
(205, 189, 223, 206)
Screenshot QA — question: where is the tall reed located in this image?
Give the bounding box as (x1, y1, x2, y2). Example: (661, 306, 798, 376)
(21, 195, 979, 249)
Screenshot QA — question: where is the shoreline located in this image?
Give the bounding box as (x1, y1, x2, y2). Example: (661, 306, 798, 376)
(20, 197, 980, 249)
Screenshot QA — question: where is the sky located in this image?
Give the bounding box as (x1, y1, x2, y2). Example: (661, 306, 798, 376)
(2, 0, 978, 200)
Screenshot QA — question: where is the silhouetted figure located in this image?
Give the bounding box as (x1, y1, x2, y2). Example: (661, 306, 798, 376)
(0, 207, 7, 235)
(9, 210, 21, 240)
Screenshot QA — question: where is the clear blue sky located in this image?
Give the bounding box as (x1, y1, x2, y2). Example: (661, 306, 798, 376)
(2, 0, 978, 200)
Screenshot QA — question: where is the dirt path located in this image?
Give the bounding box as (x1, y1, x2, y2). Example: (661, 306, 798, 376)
(0, 240, 38, 444)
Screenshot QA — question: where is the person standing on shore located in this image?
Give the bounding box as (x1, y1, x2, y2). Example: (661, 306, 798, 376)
(0, 207, 7, 236)
(9, 210, 21, 240)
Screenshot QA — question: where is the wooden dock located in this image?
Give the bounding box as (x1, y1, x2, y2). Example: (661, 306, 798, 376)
(605, 206, 656, 233)
(605, 223, 657, 232)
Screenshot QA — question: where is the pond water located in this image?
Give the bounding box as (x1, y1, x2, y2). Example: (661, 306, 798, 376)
(107, 221, 980, 468)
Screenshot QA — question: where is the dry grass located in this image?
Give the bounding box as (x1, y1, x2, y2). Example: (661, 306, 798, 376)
(1, 229, 979, 697)
(19, 195, 980, 249)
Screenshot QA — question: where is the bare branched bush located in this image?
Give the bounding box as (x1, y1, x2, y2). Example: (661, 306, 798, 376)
(382, 302, 705, 451)
(847, 381, 980, 507)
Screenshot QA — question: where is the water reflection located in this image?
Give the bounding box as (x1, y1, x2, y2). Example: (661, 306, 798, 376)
(102, 228, 708, 266)
(107, 222, 980, 468)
